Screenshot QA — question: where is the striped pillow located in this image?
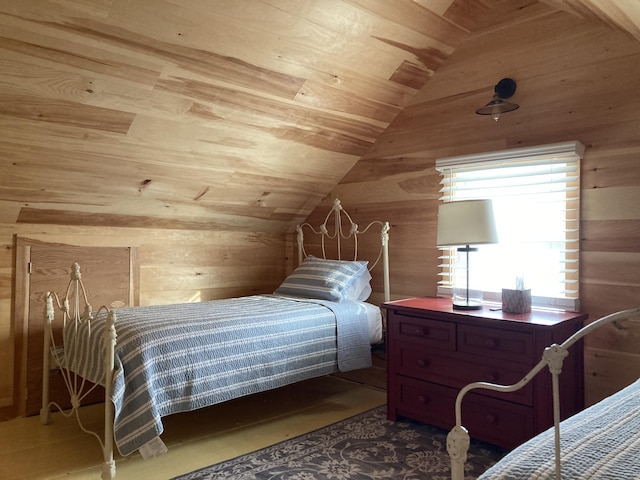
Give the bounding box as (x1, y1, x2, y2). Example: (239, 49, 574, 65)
(274, 256, 369, 302)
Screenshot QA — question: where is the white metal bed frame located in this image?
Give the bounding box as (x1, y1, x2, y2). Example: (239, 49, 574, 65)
(40, 198, 390, 480)
(296, 198, 390, 303)
(447, 306, 640, 480)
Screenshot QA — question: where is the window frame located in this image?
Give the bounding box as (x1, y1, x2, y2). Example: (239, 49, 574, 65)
(435, 141, 585, 311)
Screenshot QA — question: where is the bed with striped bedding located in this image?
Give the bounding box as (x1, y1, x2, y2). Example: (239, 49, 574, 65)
(41, 199, 391, 479)
(476, 377, 640, 479)
(63, 294, 374, 457)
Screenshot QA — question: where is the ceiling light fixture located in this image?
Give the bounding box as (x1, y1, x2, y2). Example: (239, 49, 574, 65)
(476, 78, 519, 121)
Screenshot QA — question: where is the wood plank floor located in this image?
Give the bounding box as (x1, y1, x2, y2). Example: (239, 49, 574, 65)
(0, 357, 386, 480)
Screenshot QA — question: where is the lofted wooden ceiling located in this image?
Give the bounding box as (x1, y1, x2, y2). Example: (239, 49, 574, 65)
(541, 0, 640, 42)
(0, 0, 637, 233)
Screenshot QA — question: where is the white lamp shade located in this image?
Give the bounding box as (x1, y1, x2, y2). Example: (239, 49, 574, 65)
(436, 199, 498, 247)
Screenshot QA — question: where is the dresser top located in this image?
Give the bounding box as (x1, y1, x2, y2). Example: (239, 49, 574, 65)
(382, 297, 588, 327)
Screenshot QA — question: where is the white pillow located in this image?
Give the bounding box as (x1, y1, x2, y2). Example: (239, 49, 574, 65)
(344, 268, 372, 301)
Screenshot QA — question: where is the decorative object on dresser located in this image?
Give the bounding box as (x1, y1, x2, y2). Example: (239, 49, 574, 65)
(436, 199, 499, 310)
(502, 287, 532, 314)
(382, 297, 586, 450)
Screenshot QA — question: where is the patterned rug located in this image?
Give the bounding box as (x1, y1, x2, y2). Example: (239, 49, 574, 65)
(172, 406, 507, 480)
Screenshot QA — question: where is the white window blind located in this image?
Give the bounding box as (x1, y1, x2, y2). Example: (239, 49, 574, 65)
(436, 141, 585, 311)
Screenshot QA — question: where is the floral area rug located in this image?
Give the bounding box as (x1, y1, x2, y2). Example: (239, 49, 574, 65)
(172, 406, 507, 480)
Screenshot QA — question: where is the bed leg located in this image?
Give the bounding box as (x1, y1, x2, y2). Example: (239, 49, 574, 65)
(102, 399, 115, 480)
(101, 458, 116, 480)
(543, 344, 568, 480)
(40, 292, 55, 425)
(447, 425, 470, 480)
(102, 309, 117, 479)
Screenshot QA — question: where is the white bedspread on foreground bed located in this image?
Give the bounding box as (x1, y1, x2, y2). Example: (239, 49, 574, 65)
(63, 294, 373, 457)
(478, 377, 640, 479)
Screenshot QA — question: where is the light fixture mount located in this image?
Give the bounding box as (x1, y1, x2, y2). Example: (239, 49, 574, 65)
(494, 78, 517, 99)
(476, 78, 519, 121)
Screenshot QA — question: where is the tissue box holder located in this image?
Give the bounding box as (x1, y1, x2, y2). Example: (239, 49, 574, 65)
(502, 288, 531, 314)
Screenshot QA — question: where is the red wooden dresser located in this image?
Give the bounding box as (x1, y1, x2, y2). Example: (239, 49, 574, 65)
(382, 297, 587, 449)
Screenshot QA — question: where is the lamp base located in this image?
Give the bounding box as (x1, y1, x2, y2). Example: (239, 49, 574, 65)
(451, 243, 484, 311)
(452, 299, 483, 310)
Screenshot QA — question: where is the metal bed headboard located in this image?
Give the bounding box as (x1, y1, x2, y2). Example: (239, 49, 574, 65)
(295, 198, 391, 302)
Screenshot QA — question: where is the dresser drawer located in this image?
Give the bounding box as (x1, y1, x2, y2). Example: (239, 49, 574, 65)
(391, 313, 456, 350)
(397, 345, 533, 405)
(397, 345, 454, 382)
(458, 324, 534, 362)
(393, 376, 457, 430)
(462, 392, 534, 449)
(392, 377, 533, 449)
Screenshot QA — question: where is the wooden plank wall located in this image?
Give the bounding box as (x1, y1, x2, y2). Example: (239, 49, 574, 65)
(325, 1, 640, 405)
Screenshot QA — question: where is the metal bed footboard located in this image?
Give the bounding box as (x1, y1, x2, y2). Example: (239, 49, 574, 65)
(40, 263, 117, 480)
(447, 307, 640, 480)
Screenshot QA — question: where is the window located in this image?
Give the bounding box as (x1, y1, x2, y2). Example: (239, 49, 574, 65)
(436, 141, 585, 311)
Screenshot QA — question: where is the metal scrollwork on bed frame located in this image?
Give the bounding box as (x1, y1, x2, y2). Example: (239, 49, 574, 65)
(296, 198, 391, 302)
(40, 199, 390, 480)
(40, 263, 117, 480)
(447, 306, 640, 480)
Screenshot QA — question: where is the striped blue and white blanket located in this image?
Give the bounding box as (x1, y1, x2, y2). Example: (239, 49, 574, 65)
(63, 295, 372, 457)
(478, 377, 640, 479)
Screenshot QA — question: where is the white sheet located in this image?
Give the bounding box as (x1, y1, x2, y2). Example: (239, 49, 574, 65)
(362, 301, 383, 344)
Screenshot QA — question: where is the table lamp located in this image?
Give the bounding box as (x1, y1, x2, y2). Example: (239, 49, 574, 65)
(436, 199, 498, 310)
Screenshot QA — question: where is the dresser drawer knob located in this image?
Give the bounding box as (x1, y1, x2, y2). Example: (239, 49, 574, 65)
(485, 338, 497, 349)
(418, 395, 429, 404)
(485, 414, 497, 424)
(487, 372, 499, 382)
(417, 358, 430, 368)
